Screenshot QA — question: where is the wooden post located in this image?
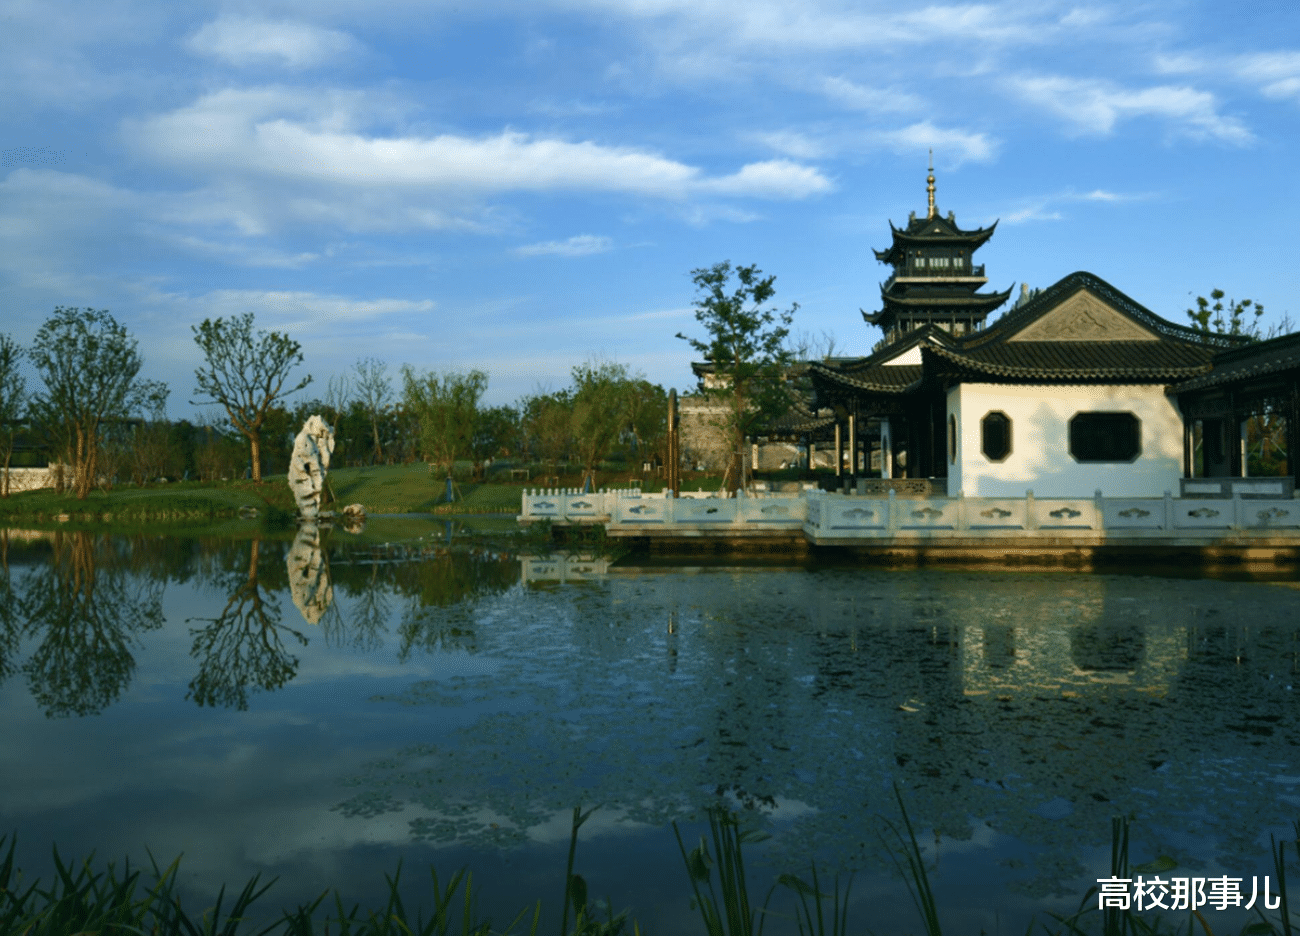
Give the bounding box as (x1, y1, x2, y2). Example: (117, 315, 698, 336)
(848, 414, 857, 480)
(667, 388, 680, 497)
(834, 422, 842, 478)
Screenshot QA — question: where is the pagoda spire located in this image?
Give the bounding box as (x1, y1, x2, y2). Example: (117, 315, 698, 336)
(926, 150, 936, 219)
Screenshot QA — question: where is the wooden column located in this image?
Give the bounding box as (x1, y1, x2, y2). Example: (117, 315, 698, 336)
(881, 417, 893, 479)
(848, 414, 857, 479)
(666, 389, 680, 496)
(834, 422, 842, 478)
(1291, 382, 1300, 491)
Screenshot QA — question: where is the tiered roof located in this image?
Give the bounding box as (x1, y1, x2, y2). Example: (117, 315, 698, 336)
(865, 164, 1012, 342)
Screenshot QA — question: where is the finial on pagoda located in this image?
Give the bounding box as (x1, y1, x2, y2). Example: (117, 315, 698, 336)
(926, 149, 936, 219)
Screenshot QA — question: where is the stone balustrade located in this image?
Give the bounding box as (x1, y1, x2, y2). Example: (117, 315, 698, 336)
(520, 486, 1300, 540)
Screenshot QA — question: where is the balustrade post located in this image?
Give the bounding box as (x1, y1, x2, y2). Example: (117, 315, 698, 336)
(887, 488, 897, 533)
(1025, 490, 1037, 531)
(1095, 489, 1105, 530)
(956, 489, 966, 531)
(1163, 490, 1173, 531)
(1233, 490, 1244, 530)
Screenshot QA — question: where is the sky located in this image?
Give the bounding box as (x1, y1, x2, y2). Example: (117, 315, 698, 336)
(2, 0, 1299, 417)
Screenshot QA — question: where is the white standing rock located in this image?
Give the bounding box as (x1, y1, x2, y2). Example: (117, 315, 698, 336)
(288, 415, 335, 519)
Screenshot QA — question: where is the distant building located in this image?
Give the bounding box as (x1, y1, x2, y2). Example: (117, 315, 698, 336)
(684, 162, 1300, 496)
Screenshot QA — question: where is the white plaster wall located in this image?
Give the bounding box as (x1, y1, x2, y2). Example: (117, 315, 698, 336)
(947, 384, 1183, 497)
(881, 345, 924, 366)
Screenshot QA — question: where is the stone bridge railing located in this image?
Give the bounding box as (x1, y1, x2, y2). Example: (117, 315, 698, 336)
(520, 487, 1300, 536)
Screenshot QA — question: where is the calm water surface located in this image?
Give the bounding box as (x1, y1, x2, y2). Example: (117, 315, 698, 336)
(1, 524, 1298, 934)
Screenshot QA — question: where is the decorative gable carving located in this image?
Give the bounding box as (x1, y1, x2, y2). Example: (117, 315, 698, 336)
(1008, 290, 1159, 342)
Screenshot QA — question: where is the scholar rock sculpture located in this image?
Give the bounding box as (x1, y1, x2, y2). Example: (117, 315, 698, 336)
(288, 415, 335, 519)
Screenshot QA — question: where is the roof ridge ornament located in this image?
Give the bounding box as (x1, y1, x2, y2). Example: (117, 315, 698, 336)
(926, 149, 936, 220)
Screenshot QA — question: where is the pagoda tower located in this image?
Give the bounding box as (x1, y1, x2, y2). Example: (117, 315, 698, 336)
(865, 157, 1011, 345)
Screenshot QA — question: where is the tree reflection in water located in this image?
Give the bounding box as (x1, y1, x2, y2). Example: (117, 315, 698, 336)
(187, 537, 308, 711)
(14, 531, 165, 717)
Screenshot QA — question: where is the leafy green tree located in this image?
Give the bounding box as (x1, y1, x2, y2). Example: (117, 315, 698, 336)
(519, 390, 573, 470)
(192, 313, 312, 482)
(29, 307, 163, 499)
(626, 379, 668, 468)
(0, 334, 27, 497)
(401, 367, 488, 477)
(570, 361, 632, 489)
(677, 262, 797, 491)
(1186, 289, 1264, 338)
(472, 404, 519, 478)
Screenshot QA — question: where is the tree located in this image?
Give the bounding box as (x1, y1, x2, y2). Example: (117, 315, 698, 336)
(1186, 288, 1296, 477)
(1186, 289, 1264, 338)
(192, 313, 311, 482)
(519, 390, 573, 469)
(354, 357, 393, 464)
(0, 335, 26, 498)
(471, 405, 519, 478)
(401, 367, 487, 477)
(570, 360, 632, 489)
(677, 262, 797, 491)
(29, 307, 161, 499)
(626, 379, 668, 469)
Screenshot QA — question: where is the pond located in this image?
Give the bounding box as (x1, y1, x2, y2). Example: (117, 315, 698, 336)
(1, 523, 1298, 934)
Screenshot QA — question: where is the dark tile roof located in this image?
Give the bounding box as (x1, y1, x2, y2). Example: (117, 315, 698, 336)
(808, 361, 922, 393)
(1172, 330, 1300, 393)
(924, 341, 1215, 382)
(964, 271, 1243, 351)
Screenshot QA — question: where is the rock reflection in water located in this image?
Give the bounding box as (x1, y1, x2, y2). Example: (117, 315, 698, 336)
(287, 523, 333, 626)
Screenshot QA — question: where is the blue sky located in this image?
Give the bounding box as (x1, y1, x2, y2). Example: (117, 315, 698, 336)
(2, 1, 1298, 415)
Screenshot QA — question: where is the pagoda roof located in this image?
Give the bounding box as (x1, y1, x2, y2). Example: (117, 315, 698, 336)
(873, 214, 998, 264)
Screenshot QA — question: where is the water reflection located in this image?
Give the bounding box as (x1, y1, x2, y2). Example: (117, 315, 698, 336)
(338, 566, 1300, 897)
(187, 537, 308, 711)
(4, 529, 1298, 910)
(6, 531, 165, 717)
(287, 523, 334, 626)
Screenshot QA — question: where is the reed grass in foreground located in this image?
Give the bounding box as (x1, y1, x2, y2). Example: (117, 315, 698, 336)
(3, 801, 1298, 936)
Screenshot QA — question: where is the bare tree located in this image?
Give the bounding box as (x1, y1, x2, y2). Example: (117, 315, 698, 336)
(0, 335, 26, 497)
(353, 357, 392, 464)
(192, 313, 311, 482)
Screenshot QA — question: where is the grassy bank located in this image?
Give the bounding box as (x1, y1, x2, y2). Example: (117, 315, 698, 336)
(0, 480, 295, 528)
(0, 462, 775, 530)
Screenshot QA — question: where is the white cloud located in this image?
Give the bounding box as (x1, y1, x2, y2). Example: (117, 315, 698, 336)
(186, 16, 360, 70)
(875, 121, 998, 164)
(517, 234, 613, 257)
(126, 88, 831, 235)
(1233, 51, 1300, 101)
(821, 76, 923, 113)
(1156, 49, 1300, 103)
(1001, 187, 1155, 224)
(752, 130, 825, 160)
(1007, 75, 1253, 144)
(701, 159, 833, 198)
